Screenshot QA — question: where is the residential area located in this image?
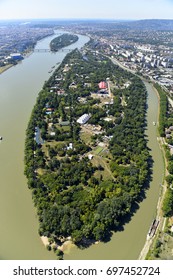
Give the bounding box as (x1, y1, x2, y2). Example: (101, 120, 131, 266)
(63, 20, 173, 95)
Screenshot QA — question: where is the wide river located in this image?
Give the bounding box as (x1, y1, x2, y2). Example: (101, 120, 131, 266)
(0, 31, 164, 260)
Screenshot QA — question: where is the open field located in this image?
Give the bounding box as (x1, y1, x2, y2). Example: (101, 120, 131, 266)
(56, 125, 71, 132)
(91, 155, 115, 180)
(80, 131, 92, 144)
(94, 146, 104, 155)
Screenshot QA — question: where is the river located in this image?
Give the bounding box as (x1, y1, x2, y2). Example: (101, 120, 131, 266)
(0, 30, 164, 260)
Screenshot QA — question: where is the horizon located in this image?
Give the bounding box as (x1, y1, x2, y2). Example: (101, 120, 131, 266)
(0, 18, 173, 23)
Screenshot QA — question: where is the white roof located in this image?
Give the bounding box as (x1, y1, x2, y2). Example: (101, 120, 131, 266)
(77, 114, 91, 124)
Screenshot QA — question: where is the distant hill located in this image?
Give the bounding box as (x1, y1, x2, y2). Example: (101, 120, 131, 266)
(120, 19, 173, 30)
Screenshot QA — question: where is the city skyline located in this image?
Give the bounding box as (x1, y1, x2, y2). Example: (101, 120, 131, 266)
(0, 0, 173, 20)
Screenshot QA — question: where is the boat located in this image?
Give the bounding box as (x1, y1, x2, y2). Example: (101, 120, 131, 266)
(147, 219, 159, 239)
(0, 136, 3, 140)
(153, 121, 156, 126)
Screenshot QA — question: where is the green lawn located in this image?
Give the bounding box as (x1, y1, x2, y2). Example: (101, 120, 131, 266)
(80, 131, 92, 145)
(91, 155, 114, 181)
(94, 146, 104, 155)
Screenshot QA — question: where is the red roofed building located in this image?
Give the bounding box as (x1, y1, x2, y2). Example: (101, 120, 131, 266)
(98, 81, 107, 89)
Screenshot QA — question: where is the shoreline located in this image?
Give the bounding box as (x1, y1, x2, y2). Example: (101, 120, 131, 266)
(0, 64, 14, 74)
(0, 51, 33, 75)
(40, 235, 75, 254)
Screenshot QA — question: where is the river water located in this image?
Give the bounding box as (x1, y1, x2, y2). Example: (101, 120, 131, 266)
(0, 31, 164, 260)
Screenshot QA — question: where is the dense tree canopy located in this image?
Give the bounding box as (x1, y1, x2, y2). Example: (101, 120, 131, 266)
(50, 34, 78, 52)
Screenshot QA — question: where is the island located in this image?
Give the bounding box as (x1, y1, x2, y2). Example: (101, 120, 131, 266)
(50, 34, 78, 52)
(24, 47, 150, 259)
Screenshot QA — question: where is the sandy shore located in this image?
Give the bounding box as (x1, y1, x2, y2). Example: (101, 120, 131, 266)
(40, 235, 76, 255)
(40, 236, 49, 246)
(0, 64, 13, 74)
(58, 240, 75, 254)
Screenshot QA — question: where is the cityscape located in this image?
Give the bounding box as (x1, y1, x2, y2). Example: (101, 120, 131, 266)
(1, 20, 173, 94)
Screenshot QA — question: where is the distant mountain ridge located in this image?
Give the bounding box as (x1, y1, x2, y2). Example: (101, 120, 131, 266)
(121, 19, 173, 30)
(1, 18, 173, 31)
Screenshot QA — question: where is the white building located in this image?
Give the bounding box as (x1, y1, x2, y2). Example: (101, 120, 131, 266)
(77, 114, 91, 124)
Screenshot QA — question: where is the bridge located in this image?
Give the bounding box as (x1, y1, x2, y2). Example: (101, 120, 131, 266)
(34, 48, 72, 53)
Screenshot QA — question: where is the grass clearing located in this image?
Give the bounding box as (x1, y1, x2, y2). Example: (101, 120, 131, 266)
(91, 155, 115, 181)
(42, 141, 66, 157)
(94, 146, 104, 155)
(56, 125, 71, 132)
(80, 131, 92, 144)
(159, 234, 173, 260)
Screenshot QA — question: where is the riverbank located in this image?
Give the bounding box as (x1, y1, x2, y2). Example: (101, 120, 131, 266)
(0, 64, 13, 74)
(0, 50, 33, 75)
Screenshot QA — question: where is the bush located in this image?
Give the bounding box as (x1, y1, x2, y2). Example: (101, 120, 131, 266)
(46, 245, 52, 251)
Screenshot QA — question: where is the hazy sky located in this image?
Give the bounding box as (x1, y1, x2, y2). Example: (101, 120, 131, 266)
(0, 0, 173, 20)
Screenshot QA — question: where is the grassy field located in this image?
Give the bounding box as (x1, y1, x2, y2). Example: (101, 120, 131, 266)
(91, 155, 114, 181)
(56, 125, 71, 132)
(80, 131, 92, 145)
(159, 234, 173, 260)
(94, 146, 104, 155)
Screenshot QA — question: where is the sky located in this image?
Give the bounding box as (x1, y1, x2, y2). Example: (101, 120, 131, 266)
(0, 0, 173, 20)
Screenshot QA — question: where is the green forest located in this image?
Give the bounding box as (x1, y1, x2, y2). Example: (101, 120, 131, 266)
(24, 48, 150, 249)
(50, 34, 78, 52)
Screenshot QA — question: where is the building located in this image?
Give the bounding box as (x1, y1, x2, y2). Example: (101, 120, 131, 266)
(77, 114, 91, 125)
(67, 143, 73, 150)
(10, 53, 23, 60)
(88, 154, 93, 160)
(98, 81, 107, 89)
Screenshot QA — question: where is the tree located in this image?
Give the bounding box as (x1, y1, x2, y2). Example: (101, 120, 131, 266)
(162, 189, 173, 217)
(166, 175, 173, 185)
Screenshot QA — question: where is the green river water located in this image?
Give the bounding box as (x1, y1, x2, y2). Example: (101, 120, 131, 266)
(0, 32, 164, 260)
